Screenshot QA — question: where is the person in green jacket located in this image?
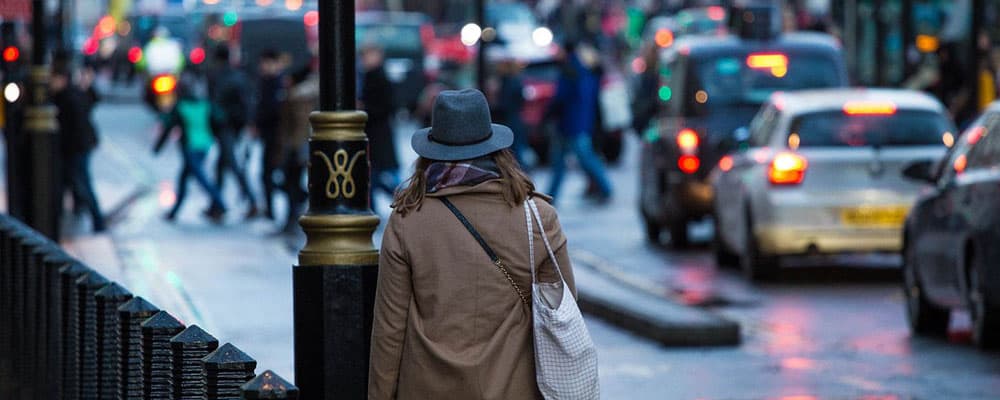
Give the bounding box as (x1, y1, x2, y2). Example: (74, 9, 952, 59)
(153, 71, 227, 223)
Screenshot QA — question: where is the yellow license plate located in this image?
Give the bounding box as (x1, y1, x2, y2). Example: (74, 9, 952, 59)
(840, 206, 909, 227)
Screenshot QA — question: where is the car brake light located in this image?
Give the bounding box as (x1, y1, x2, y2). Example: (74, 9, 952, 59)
(746, 53, 788, 78)
(304, 10, 319, 27)
(127, 47, 142, 64)
(842, 101, 897, 115)
(2, 46, 19, 62)
(678, 155, 700, 174)
(718, 155, 734, 172)
(190, 47, 206, 64)
(676, 129, 699, 152)
(954, 154, 968, 174)
(768, 152, 807, 185)
(152, 75, 177, 95)
(83, 38, 99, 56)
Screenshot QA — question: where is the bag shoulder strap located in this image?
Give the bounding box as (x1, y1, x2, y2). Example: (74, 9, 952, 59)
(438, 198, 529, 306)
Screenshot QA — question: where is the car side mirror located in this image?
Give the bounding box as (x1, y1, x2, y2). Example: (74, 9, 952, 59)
(902, 159, 936, 183)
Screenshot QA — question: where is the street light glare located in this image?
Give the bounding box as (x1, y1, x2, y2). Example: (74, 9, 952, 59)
(461, 23, 482, 46)
(532, 27, 553, 47)
(3, 83, 20, 103)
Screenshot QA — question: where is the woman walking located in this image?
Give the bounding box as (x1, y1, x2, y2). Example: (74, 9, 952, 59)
(368, 89, 584, 399)
(153, 72, 227, 223)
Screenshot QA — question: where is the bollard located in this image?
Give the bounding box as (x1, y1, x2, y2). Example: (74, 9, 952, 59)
(77, 271, 110, 399)
(119, 296, 160, 400)
(203, 343, 257, 400)
(58, 262, 91, 400)
(95, 283, 133, 400)
(240, 370, 299, 400)
(141, 311, 186, 400)
(170, 325, 218, 400)
(41, 248, 74, 400)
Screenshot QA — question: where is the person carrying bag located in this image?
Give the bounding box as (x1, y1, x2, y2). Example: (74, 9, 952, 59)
(369, 89, 599, 400)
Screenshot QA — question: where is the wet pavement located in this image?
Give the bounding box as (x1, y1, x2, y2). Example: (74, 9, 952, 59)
(27, 89, 1000, 399)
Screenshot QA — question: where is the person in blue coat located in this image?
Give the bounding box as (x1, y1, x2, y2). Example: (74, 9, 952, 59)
(545, 42, 613, 204)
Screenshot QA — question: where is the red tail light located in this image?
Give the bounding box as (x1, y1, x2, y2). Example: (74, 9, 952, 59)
(189, 47, 206, 64)
(954, 154, 968, 174)
(152, 75, 177, 95)
(304, 10, 319, 27)
(678, 155, 700, 174)
(127, 47, 143, 64)
(718, 155, 734, 172)
(768, 152, 807, 185)
(83, 38, 99, 56)
(2, 46, 19, 62)
(676, 129, 699, 152)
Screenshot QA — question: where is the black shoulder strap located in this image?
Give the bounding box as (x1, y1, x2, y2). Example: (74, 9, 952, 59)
(438, 198, 499, 263)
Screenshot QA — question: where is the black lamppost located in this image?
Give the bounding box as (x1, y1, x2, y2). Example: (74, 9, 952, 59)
(293, 0, 379, 398)
(475, 0, 486, 90)
(24, 0, 60, 239)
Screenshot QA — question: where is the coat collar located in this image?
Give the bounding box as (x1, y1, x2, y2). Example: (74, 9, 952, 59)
(424, 179, 553, 203)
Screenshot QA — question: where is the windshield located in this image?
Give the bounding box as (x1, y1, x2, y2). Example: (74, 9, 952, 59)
(693, 52, 842, 107)
(357, 24, 423, 55)
(789, 110, 952, 147)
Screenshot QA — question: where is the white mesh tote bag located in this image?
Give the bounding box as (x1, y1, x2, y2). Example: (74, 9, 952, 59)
(525, 198, 600, 399)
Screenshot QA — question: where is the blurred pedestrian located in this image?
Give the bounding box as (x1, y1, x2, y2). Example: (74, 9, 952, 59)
(359, 44, 400, 202)
(208, 46, 259, 219)
(275, 65, 318, 235)
(369, 89, 580, 399)
(254, 49, 286, 219)
(154, 72, 227, 223)
(545, 42, 613, 204)
(494, 57, 530, 168)
(631, 44, 660, 137)
(52, 66, 106, 232)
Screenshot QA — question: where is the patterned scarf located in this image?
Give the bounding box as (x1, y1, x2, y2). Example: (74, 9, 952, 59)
(425, 157, 502, 193)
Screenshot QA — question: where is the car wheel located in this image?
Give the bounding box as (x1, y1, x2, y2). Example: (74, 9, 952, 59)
(669, 220, 689, 249)
(968, 253, 1000, 349)
(902, 244, 950, 336)
(713, 218, 739, 268)
(740, 209, 776, 282)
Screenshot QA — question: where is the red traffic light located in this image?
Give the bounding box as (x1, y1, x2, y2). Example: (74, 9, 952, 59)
(2, 46, 19, 63)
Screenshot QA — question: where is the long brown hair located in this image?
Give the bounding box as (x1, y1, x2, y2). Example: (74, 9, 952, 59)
(392, 149, 535, 216)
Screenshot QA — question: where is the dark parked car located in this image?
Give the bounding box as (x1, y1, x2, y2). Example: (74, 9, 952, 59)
(901, 105, 1000, 348)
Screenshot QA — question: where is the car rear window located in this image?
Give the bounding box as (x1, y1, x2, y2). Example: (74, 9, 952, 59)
(788, 109, 952, 147)
(693, 52, 842, 107)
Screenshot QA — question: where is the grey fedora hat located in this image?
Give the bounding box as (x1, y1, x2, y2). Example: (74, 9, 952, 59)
(411, 89, 514, 161)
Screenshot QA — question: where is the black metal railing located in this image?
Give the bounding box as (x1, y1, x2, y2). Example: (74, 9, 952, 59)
(0, 213, 299, 399)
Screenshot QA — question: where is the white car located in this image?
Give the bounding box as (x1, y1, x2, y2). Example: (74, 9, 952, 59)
(711, 89, 954, 280)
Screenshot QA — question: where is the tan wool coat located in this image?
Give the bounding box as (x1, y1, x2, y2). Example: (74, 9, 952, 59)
(368, 180, 577, 400)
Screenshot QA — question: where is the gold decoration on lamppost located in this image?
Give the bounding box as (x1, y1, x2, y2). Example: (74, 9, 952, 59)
(24, 66, 57, 133)
(297, 110, 379, 267)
